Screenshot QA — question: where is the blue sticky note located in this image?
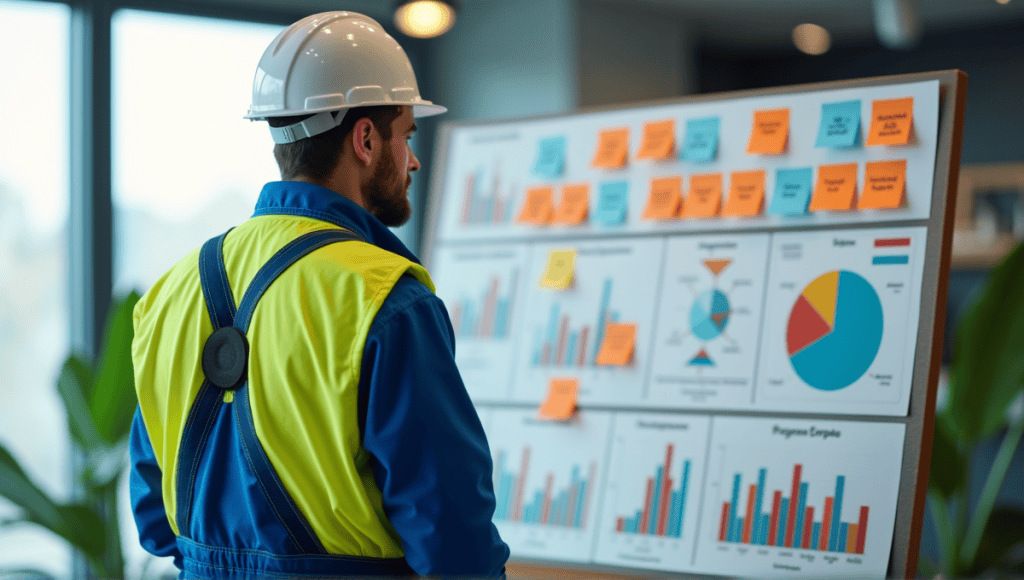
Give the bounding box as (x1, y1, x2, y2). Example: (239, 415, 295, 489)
(683, 117, 720, 162)
(815, 100, 861, 148)
(534, 136, 567, 177)
(596, 181, 629, 226)
(768, 168, 813, 215)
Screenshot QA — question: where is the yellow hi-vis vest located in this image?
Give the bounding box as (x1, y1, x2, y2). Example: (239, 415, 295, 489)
(132, 214, 434, 556)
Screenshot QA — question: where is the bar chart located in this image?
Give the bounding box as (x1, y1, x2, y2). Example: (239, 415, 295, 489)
(459, 163, 517, 226)
(430, 245, 530, 401)
(450, 268, 518, 339)
(695, 417, 904, 578)
(486, 408, 613, 562)
(594, 413, 710, 572)
(511, 239, 665, 405)
(756, 227, 926, 416)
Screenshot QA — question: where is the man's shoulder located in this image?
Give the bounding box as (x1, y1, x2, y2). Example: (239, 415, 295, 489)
(373, 274, 440, 328)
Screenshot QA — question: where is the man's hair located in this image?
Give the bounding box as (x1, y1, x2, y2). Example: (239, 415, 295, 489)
(267, 105, 403, 181)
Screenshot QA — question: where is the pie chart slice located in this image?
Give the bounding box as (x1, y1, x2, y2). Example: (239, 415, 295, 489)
(690, 289, 731, 341)
(786, 270, 883, 391)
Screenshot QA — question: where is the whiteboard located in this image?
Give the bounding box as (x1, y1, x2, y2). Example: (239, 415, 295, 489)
(423, 70, 966, 579)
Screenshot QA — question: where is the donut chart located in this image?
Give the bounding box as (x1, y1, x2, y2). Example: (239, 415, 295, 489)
(690, 289, 731, 341)
(786, 270, 884, 391)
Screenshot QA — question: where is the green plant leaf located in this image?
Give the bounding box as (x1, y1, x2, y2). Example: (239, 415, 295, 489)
(79, 439, 129, 490)
(90, 291, 141, 444)
(964, 506, 1024, 576)
(56, 355, 103, 452)
(0, 442, 107, 559)
(928, 412, 967, 498)
(948, 240, 1024, 442)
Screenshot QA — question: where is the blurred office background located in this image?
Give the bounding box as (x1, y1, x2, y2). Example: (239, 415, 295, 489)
(1, 0, 1022, 577)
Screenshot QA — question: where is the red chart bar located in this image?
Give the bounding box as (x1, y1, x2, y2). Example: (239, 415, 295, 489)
(856, 506, 870, 554)
(874, 237, 912, 247)
(719, 502, 731, 541)
(802, 506, 815, 549)
(512, 447, 530, 521)
(565, 482, 579, 528)
(820, 497, 834, 551)
(767, 491, 782, 546)
(555, 316, 569, 365)
(616, 517, 625, 533)
(784, 464, 802, 547)
(541, 344, 551, 366)
(460, 174, 475, 224)
(577, 326, 590, 367)
(480, 278, 499, 337)
(743, 484, 757, 544)
(639, 478, 654, 534)
(541, 474, 553, 525)
(656, 444, 675, 536)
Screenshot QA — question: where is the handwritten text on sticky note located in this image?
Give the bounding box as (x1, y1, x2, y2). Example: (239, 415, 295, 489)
(866, 97, 914, 146)
(516, 186, 554, 224)
(595, 322, 638, 366)
(810, 163, 858, 211)
(534, 136, 567, 177)
(723, 170, 766, 217)
(539, 249, 576, 290)
(596, 181, 629, 226)
(747, 108, 790, 155)
(768, 167, 814, 215)
(592, 128, 630, 169)
(816, 100, 861, 148)
(859, 160, 907, 209)
(553, 184, 590, 224)
(683, 117, 720, 162)
(642, 176, 683, 220)
(636, 119, 676, 160)
(684, 173, 723, 218)
(538, 378, 579, 421)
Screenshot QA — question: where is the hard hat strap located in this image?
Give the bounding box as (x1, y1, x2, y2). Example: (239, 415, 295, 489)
(269, 110, 343, 144)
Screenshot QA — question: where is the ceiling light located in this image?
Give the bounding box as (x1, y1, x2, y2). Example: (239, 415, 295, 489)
(792, 23, 832, 55)
(996, 0, 1011, 5)
(394, 0, 457, 38)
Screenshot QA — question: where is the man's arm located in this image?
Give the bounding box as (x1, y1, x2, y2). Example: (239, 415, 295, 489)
(359, 275, 510, 577)
(128, 406, 184, 569)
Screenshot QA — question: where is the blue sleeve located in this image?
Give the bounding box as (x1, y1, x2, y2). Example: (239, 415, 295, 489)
(359, 276, 510, 577)
(128, 406, 184, 569)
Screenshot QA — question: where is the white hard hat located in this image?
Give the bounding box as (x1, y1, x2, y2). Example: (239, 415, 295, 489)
(245, 11, 446, 144)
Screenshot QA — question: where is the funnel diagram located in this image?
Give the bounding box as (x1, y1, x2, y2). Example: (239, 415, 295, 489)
(647, 235, 770, 409)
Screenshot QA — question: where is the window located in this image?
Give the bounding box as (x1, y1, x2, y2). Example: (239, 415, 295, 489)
(0, 0, 72, 576)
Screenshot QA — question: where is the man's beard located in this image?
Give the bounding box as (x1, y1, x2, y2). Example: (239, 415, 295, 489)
(364, 145, 412, 227)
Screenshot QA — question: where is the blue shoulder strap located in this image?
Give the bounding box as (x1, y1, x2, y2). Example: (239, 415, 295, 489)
(177, 227, 364, 553)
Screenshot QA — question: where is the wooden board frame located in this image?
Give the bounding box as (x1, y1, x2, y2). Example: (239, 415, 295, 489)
(421, 70, 967, 580)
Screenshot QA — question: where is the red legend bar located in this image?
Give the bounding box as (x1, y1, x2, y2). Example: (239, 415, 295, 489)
(874, 237, 911, 247)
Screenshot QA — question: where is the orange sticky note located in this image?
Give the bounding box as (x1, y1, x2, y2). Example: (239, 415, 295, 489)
(642, 176, 683, 220)
(859, 160, 907, 209)
(810, 163, 859, 211)
(592, 127, 630, 169)
(746, 108, 790, 155)
(635, 119, 676, 160)
(552, 184, 590, 224)
(722, 170, 766, 217)
(516, 186, 554, 224)
(538, 378, 579, 420)
(595, 322, 637, 366)
(683, 173, 723, 218)
(865, 97, 914, 146)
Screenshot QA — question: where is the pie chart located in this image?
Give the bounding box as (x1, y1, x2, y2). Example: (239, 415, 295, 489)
(786, 270, 883, 391)
(690, 289, 731, 341)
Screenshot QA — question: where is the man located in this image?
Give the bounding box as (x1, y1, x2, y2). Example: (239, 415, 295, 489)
(129, 11, 509, 578)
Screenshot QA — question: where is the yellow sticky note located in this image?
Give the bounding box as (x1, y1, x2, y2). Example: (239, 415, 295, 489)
(810, 163, 859, 211)
(642, 176, 683, 220)
(540, 249, 576, 289)
(859, 160, 907, 209)
(635, 119, 676, 161)
(866, 97, 914, 146)
(516, 186, 554, 224)
(746, 108, 790, 155)
(595, 322, 637, 366)
(552, 184, 590, 224)
(683, 173, 723, 218)
(592, 127, 630, 169)
(538, 378, 579, 421)
(722, 170, 766, 217)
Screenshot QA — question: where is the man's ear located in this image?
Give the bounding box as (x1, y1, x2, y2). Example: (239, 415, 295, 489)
(351, 117, 377, 167)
